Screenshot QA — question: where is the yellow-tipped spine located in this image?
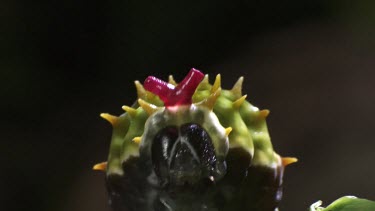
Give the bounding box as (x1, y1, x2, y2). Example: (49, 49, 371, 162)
(138, 99, 159, 115)
(134, 80, 147, 99)
(93, 162, 107, 172)
(282, 157, 298, 167)
(232, 95, 247, 109)
(201, 74, 209, 85)
(197, 88, 221, 110)
(168, 75, 178, 86)
(211, 74, 221, 93)
(196, 74, 210, 90)
(231, 76, 244, 97)
(122, 105, 137, 118)
(132, 136, 142, 144)
(225, 127, 233, 137)
(100, 113, 118, 126)
(259, 109, 270, 118)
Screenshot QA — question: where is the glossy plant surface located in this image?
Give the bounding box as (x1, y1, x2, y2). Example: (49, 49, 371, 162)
(310, 196, 375, 211)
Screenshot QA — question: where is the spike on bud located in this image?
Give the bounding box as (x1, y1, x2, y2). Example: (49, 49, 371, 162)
(211, 74, 221, 93)
(132, 136, 142, 144)
(93, 162, 107, 172)
(100, 113, 118, 126)
(225, 127, 233, 137)
(282, 157, 298, 167)
(196, 74, 210, 91)
(197, 88, 221, 110)
(143, 68, 204, 107)
(202, 74, 209, 84)
(134, 80, 147, 99)
(259, 109, 270, 118)
(138, 99, 159, 115)
(231, 76, 244, 97)
(122, 106, 137, 118)
(168, 75, 178, 86)
(232, 95, 247, 109)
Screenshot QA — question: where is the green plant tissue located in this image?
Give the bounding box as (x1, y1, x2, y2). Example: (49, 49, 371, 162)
(309, 196, 375, 211)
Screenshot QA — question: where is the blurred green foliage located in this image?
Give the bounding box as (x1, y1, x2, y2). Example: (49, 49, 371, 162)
(310, 196, 375, 211)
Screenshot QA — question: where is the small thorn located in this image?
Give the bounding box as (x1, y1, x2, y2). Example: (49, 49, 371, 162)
(132, 136, 142, 144)
(100, 113, 118, 126)
(282, 157, 298, 167)
(259, 109, 270, 118)
(232, 95, 247, 109)
(211, 74, 221, 93)
(197, 88, 221, 110)
(197, 74, 210, 90)
(202, 74, 209, 84)
(122, 106, 137, 118)
(138, 99, 159, 115)
(231, 76, 244, 97)
(168, 75, 178, 86)
(225, 127, 232, 136)
(93, 162, 107, 171)
(134, 80, 147, 98)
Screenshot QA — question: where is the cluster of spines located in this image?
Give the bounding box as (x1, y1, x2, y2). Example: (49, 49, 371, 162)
(94, 81, 163, 174)
(192, 73, 296, 167)
(94, 70, 297, 173)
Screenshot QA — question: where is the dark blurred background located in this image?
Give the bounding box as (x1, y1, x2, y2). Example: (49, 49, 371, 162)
(2, 1, 375, 211)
